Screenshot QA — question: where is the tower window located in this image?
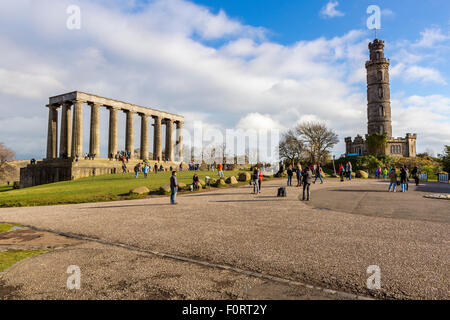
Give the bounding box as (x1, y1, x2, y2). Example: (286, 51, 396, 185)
(377, 71, 383, 81)
(379, 125, 384, 134)
(376, 52, 380, 60)
(379, 105, 385, 117)
(378, 87, 383, 99)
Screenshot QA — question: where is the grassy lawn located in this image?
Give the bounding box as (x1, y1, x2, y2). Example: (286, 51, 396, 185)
(0, 185, 13, 193)
(0, 170, 243, 208)
(0, 223, 22, 233)
(0, 250, 48, 272)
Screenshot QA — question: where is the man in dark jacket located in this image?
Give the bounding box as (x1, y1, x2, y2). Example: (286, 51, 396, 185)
(302, 167, 313, 201)
(287, 166, 294, 186)
(170, 171, 179, 204)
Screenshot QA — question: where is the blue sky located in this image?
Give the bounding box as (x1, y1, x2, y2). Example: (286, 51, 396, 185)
(0, 0, 449, 160)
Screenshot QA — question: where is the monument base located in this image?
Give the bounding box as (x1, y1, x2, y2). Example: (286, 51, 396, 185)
(20, 158, 181, 188)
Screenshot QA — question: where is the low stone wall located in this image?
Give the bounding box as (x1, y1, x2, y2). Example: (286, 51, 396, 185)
(20, 158, 179, 188)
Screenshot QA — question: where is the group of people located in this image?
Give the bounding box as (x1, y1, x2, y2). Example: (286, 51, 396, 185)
(388, 166, 420, 192)
(338, 162, 353, 181)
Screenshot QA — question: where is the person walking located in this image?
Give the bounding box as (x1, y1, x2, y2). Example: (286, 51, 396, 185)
(122, 163, 127, 174)
(258, 167, 263, 193)
(411, 166, 420, 186)
(134, 164, 140, 178)
(287, 165, 294, 186)
(296, 164, 303, 187)
(170, 171, 179, 204)
(388, 168, 397, 192)
(314, 164, 324, 184)
(252, 167, 260, 194)
(218, 163, 224, 179)
(301, 167, 313, 201)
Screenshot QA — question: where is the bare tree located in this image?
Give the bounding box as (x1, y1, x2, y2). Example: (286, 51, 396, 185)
(278, 130, 304, 165)
(0, 142, 16, 176)
(296, 122, 338, 164)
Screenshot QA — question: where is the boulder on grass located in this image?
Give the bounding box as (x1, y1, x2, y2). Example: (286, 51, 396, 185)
(131, 186, 150, 195)
(238, 172, 251, 182)
(225, 176, 238, 185)
(198, 179, 206, 186)
(215, 179, 227, 187)
(356, 170, 369, 179)
(178, 182, 187, 189)
(159, 184, 171, 195)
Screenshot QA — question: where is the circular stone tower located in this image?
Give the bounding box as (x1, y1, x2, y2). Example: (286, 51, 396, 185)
(365, 39, 392, 138)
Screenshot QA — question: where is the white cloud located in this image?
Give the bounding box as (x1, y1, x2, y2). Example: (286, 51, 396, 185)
(320, 1, 345, 18)
(391, 63, 447, 85)
(0, 0, 448, 160)
(414, 28, 450, 48)
(381, 9, 395, 17)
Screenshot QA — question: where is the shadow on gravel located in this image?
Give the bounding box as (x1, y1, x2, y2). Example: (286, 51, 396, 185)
(81, 204, 173, 210)
(415, 183, 450, 193)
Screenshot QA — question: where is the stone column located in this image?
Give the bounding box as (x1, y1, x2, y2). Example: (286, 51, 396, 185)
(140, 114, 149, 160)
(176, 121, 183, 161)
(71, 100, 84, 158)
(108, 107, 118, 159)
(59, 102, 72, 158)
(46, 104, 59, 159)
(89, 103, 101, 158)
(153, 116, 162, 161)
(165, 119, 174, 161)
(125, 110, 135, 157)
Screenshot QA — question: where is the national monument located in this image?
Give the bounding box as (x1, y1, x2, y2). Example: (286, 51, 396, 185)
(345, 39, 417, 157)
(20, 91, 184, 188)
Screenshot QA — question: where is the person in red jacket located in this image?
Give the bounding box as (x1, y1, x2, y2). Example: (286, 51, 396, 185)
(258, 168, 263, 193)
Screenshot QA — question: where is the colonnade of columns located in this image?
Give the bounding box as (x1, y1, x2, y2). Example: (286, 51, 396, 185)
(46, 101, 183, 161)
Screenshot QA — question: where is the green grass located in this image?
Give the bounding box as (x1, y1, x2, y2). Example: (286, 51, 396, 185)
(0, 223, 22, 233)
(0, 185, 13, 193)
(0, 250, 48, 272)
(0, 170, 243, 208)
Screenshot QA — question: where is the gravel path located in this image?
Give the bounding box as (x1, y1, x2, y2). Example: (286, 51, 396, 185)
(0, 179, 448, 299)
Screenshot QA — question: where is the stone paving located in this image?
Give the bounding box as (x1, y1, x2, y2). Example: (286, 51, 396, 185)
(0, 178, 448, 300)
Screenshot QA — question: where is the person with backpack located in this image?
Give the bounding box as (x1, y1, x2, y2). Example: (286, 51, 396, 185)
(287, 165, 294, 186)
(302, 167, 313, 201)
(388, 168, 397, 192)
(314, 164, 324, 184)
(383, 167, 388, 179)
(339, 164, 345, 182)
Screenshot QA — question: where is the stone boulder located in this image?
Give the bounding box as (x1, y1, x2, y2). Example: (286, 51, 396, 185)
(225, 176, 238, 185)
(198, 179, 206, 186)
(130, 186, 150, 195)
(215, 178, 227, 187)
(159, 184, 171, 195)
(178, 182, 187, 189)
(356, 170, 369, 179)
(238, 172, 251, 182)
